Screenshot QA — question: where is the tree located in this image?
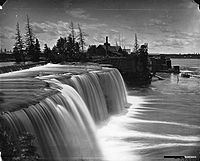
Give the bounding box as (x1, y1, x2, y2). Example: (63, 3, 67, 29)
(75, 42, 80, 54)
(34, 39, 41, 62)
(133, 33, 139, 54)
(51, 45, 63, 63)
(50, 23, 89, 61)
(13, 22, 24, 63)
(43, 44, 51, 62)
(77, 24, 87, 52)
(56, 37, 67, 55)
(25, 15, 36, 61)
(13, 46, 21, 63)
(87, 45, 97, 57)
(69, 21, 75, 47)
(66, 34, 74, 58)
(43, 44, 59, 63)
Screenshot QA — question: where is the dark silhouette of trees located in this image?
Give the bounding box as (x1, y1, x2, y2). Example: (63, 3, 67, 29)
(69, 21, 75, 46)
(12, 15, 43, 62)
(66, 35, 74, 58)
(13, 22, 24, 63)
(34, 39, 41, 61)
(44, 21, 89, 62)
(51, 45, 59, 62)
(13, 46, 20, 62)
(87, 45, 97, 57)
(133, 33, 139, 54)
(77, 24, 87, 52)
(56, 37, 67, 56)
(25, 15, 38, 61)
(25, 15, 35, 47)
(75, 42, 80, 54)
(43, 44, 53, 62)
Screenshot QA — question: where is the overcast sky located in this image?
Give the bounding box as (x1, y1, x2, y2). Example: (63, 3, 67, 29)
(0, 0, 200, 54)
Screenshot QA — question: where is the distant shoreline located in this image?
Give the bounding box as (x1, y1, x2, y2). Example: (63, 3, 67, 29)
(149, 54, 200, 59)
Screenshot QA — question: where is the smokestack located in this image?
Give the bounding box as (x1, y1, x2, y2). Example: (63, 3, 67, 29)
(104, 36, 110, 46)
(106, 36, 108, 44)
(104, 36, 110, 56)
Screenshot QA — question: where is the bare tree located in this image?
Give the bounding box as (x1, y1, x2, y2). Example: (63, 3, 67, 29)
(133, 33, 139, 54)
(77, 24, 87, 52)
(69, 21, 75, 45)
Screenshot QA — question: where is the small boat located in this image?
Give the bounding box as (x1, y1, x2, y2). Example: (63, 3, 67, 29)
(181, 72, 190, 78)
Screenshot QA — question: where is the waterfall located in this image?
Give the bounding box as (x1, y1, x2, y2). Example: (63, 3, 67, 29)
(96, 68, 127, 114)
(3, 86, 101, 160)
(0, 63, 128, 160)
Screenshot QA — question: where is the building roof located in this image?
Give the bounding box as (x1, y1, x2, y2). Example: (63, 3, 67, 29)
(98, 45, 122, 55)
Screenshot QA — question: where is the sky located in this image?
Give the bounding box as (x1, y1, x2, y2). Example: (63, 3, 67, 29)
(0, 0, 200, 54)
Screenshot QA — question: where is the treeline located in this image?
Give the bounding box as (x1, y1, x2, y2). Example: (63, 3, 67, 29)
(43, 22, 87, 63)
(13, 15, 41, 63)
(149, 54, 200, 59)
(13, 15, 87, 63)
(0, 49, 14, 62)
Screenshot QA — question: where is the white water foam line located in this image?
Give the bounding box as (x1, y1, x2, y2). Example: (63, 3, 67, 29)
(127, 96, 200, 129)
(132, 142, 200, 150)
(98, 116, 200, 142)
(98, 114, 200, 161)
(129, 119, 200, 129)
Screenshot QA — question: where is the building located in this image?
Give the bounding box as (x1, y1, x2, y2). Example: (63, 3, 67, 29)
(149, 55, 172, 72)
(96, 36, 123, 57)
(123, 49, 131, 54)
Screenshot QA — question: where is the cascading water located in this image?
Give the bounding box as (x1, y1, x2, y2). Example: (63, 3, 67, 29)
(3, 86, 101, 160)
(0, 63, 128, 160)
(54, 73, 109, 122)
(95, 68, 127, 114)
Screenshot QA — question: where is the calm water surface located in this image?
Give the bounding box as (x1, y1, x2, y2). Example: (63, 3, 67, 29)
(98, 59, 200, 161)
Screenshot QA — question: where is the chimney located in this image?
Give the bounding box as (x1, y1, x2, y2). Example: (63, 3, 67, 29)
(106, 36, 108, 44)
(104, 36, 110, 46)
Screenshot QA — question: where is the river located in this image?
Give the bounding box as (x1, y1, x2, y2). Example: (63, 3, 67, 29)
(0, 59, 199, 161)
(98, 59, 200, 161)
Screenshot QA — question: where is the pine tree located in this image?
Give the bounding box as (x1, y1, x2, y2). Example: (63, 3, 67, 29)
(66, 34, 74, 58)
(34, 39, 41, 62)
(75, 42, 80, 54)
(56, 37, 67, 55)
(13, 22, 24, 63)
(69, 21, 75, 46)
(77, 24, 87, 52)
(133, 33, 139, 54)
(51, 45, 58, 62)
(43, 44, 52, 62)
(25, 15, 35, 47)
(13, 46, 20, 63)
(25, 15, 36, 61)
